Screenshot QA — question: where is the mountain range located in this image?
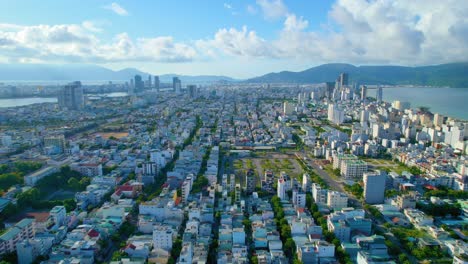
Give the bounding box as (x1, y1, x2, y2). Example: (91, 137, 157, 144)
(0, 64, 237, 84)
(247, 62, 468, 87)
(0, 62, 467, 87)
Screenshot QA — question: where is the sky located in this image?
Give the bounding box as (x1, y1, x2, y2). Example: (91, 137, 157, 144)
(0, 0, 467, 78)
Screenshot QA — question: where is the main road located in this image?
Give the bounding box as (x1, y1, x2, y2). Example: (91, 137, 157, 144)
(295, 152, 361, 208)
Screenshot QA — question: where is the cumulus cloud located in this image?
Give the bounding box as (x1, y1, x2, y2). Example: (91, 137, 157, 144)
(223, 3, 232, 9)
(104, 2, 129, 16)
(0, 23, 196, 63)
(196, 26, 278, 58)
(1, 0, 468, 67)
(256, 0, 288, 20)
(202, 0, 468, 65)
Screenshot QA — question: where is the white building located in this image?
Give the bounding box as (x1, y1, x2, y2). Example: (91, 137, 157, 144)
(277, 176, 286, 200)
(312, 183, 328, 205)
(363, 171, 386, 204)
(153, 225, 173, 250)
(292, 189, 307, 208)
(341, 159, 368, 179)
(0, 218, 35, 255)
(24, 166, 58, 186)
(49, 205, 67, 228)
(327, 191, 348, 210)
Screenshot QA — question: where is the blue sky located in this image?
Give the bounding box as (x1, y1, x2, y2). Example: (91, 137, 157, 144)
(0, 0, 467, 78)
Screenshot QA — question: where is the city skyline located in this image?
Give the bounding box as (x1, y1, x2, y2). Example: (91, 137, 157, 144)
(0, 0, 468, 78)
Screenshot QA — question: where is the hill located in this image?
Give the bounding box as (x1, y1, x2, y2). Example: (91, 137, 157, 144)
(247, 63, 468, 87)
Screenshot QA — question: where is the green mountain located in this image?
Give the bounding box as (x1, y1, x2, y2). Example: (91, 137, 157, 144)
(247, 63, 468, 87)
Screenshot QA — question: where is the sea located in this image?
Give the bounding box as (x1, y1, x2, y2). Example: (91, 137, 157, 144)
(378, 87, 468, 120)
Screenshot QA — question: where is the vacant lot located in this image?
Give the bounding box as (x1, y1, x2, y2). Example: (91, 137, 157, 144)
(364, 159, 410, 174)
(232, 152, 303, 187)
(94, 132, 129, 139)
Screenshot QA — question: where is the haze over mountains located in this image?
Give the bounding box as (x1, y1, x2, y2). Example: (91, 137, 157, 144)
(0, 63, 467, 87)
(0, 64, 237, 84)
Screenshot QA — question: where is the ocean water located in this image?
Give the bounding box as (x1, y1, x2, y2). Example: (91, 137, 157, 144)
(379, 87, 468, 120)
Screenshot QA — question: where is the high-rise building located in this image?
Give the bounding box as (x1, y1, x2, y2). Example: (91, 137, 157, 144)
(292, 189, 306, 208)
(277, 175, 286, 200)
(44, 135, 66, 154)
(58, 81, 84, 110)
(49, 205, 66, 228)
(147, 75, 152, 88)
(302, 173, 310, 192)
(433, 113, 444, 127)
(327, 191, 348, 210)
(283, 101, 295, 115)
(235, 183, 241, 205)
(245, 169, 255, 194)
(173, 77, 181, 93)
(328, 103, 345, 125)
(312, 183, 328, 205)
(363, 170, 386, 204)
(340, 159, 368, 179)
(188, 85, 197, 98)
(376, 86, 383, 102)
(326, 82, 335, 99)
(153, 225, 173, 250)
(339, 73, 349, 88)
(154, 76, 160, 91)
(134, 75, 144, 93)
(360, 85, 367, 101)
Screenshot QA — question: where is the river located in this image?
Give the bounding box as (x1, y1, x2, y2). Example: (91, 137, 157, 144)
(0, 92, 128, 108)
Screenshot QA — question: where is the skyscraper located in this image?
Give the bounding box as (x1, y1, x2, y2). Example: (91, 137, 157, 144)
(58, 81, 84, 110)
(326, 82, 335, 99)
(188, 85, 197, 98)
(245, 169, 255, 194)
(376, 86, 383, 102)
(339, 73, 349, 88)
(277, 176, 286, 200)
(134, 75, 144, 93)
(147, 75, 152, 88)
(172, 77, 181, 93)
(154, 76, 160, 91)
(360, 85, 367, 101)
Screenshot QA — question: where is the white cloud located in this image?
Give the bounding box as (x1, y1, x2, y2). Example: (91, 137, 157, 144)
(256, 0, 288, 20)
(284, 14, 308, 31)
(224, 3, 232, 9)
(82, 21, 103, 33)
(1, 1, 468, 69)
(201, 0, 468, 66)
(104, 2, 129, 16)
(197, 26, 278, 58)
(0, 23, 196, 63)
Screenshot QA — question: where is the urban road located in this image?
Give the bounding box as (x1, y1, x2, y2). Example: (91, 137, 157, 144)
(294, 152, 361, 208)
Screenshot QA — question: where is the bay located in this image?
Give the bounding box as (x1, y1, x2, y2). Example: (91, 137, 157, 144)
(379, 87, 468, 120)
